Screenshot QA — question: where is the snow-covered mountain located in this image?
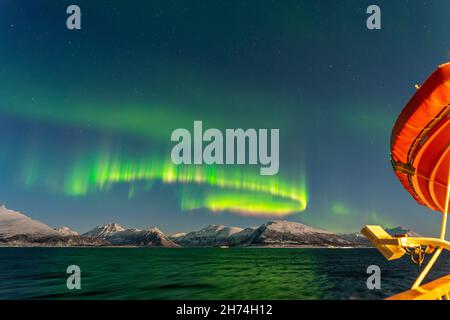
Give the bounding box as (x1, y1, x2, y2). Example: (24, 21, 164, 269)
(338, 232, 370, 246)
(171, 221, 355, 247)
(171, 224, 245, 247)
(83, 224, 179, 247)
(0, 205, 59, 238)
(245, 221, 353, 247)
(228, 227, 258, 245)
(0, 204, 421, 248)
(82, 223, 125, 238)
(55, 226, 79, 237)
(0, 206, 178, 247)
(0, 205, 108, 247)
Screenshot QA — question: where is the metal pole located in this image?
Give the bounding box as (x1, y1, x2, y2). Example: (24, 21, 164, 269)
(411, 166, 450, 290)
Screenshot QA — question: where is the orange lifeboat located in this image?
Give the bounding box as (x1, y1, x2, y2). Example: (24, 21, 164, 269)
(391, 63, 450, 213)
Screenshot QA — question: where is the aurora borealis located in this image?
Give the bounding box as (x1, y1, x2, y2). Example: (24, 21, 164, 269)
(0, 1, 449, 234)
(21, 148, 308, 216)
(2, 99, 307, 216)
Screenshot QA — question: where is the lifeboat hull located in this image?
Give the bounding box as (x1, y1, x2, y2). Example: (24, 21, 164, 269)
(391, 63, 450, 213)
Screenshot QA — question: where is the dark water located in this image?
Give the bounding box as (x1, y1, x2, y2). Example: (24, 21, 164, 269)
(0, 248, 449, 300)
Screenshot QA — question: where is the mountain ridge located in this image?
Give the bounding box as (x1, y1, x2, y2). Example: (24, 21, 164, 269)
(82, 223, 179, 247)
(0, 205, 109, 247)
(0, 205, 420, 248)
(171, 220, 355, 247)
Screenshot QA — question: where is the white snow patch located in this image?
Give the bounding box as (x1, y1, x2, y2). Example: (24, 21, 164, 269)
(0, 205, 58, 237)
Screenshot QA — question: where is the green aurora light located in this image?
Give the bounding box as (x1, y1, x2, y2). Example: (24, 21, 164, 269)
(20, 149, 308, 217)
(2, 96, 308, 217)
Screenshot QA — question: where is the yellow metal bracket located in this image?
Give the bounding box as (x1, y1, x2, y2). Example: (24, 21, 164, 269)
(361, 225, 450, 259)
(361, 225, 405, 260)
(361, 225, 450, 299)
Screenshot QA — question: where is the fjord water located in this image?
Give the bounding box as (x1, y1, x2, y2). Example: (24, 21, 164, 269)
(0, 248, 449, 300)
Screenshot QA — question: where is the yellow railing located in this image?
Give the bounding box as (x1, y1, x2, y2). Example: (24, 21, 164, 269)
(386, 275, 450, 300)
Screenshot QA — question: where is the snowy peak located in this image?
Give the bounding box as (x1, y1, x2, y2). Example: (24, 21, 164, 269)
(171, 220, 356, 247)
(262, 220, 333, 235)
(338, 232, 370, 246)
(0, 205, 58, 238)
(0, 204, 420, 248)
(198, 224, 243, 237)
(246, 220, 352, 247)
(0, 206, 109, 246)
(55, 226, 79, 237)
(172, 224, 244, 247)
(82, 223, 178, 247)
(83, 223, 125, 238)
(106, 228, 179, 247)
(146, 226, 163, 234)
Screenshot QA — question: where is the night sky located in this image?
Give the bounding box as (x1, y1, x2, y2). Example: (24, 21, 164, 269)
(0, 0, 449, 235)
